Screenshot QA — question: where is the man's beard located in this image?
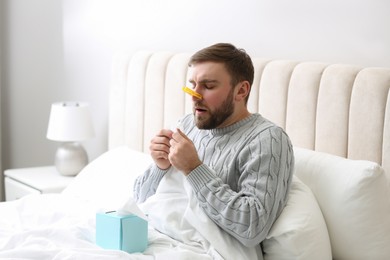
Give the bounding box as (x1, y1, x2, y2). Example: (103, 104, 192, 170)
(194, 88, 234, 129)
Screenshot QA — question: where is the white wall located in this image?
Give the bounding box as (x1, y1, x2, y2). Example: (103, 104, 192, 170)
(1, 0, 390, 193)
(63, 0, 390, 66)
(2, 0, 66, 176)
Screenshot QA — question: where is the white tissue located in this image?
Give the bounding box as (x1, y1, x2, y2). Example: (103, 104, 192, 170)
(170, 121, 184, 133)
(117, 197, 148, 221)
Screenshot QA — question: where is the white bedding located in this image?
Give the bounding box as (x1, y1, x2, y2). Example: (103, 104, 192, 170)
(0, 193, 216, 259)
(139, 167, 262, 260)
(2, 146, 388, 259)
(0, 194, 136, 260)
(0, 147, 261, 260)
(4, 146, 388, 259)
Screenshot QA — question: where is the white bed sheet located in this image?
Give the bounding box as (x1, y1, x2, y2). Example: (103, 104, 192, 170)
(0, 147, 260, 260)
(0, 194, 136, 259)
(139, 167, 262, 260)
(0, 193, 224, 260)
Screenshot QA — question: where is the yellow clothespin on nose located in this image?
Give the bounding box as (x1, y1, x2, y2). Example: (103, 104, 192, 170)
(182, 86, 202, 100)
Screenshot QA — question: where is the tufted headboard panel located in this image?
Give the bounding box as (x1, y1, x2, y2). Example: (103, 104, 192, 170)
(109, 51, 390, 174)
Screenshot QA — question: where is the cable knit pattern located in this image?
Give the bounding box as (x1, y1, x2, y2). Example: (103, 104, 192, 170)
(134, 113, 294, 247)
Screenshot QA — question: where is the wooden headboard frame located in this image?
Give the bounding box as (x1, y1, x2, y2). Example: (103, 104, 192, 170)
(109, 51, 390, 174)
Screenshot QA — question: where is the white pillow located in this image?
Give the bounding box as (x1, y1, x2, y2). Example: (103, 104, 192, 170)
(262, 176, 332, 260)
(294, 147, 390, 260)
(62, 146, 152, 211)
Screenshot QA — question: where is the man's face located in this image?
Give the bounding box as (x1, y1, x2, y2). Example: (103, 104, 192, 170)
(188, 62, 235, 129)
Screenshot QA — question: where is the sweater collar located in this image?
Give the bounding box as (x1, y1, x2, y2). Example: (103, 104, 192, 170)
(206, 113, 258, 136)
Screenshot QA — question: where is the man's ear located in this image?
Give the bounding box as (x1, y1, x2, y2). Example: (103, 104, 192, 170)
(235, 81, 251, 102)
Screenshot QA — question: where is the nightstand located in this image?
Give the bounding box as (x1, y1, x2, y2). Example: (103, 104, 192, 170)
(4, 166, 75, 201)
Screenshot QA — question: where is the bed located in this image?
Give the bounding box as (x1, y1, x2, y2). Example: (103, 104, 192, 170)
(0, 50, 389, 260)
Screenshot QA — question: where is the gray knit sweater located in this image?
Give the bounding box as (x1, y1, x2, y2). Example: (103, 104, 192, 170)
(134, 113, 294, 247)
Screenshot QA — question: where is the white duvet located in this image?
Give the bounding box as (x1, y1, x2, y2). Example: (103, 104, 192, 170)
(0, 147, 261, 260)
(139, 167, 262, 260)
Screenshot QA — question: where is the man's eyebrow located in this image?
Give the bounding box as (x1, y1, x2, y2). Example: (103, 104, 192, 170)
(189, 79, 219, 85)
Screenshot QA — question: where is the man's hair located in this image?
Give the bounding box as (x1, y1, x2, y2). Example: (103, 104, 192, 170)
(189, 43, 254, 89)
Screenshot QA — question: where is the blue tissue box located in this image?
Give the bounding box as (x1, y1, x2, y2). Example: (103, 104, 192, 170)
(96, 211, 148, 253)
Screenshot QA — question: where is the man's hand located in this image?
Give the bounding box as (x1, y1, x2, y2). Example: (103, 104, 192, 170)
(169, 129, 202, 175)
(149, 129, 174, 170)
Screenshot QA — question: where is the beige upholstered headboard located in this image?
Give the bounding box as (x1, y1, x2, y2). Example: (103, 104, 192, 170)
(109, 51, 390, 174)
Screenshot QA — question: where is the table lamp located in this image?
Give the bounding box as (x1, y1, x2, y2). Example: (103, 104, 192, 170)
(46, 102, 95, 176)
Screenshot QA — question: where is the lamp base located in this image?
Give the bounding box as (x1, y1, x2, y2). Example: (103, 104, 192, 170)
(54, 142, 88, 176)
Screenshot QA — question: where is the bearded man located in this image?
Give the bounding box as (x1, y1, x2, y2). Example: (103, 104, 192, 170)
(134, 43, 294, 254)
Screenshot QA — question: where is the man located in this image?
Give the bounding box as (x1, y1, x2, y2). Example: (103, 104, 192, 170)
(134, 43, 294, 248)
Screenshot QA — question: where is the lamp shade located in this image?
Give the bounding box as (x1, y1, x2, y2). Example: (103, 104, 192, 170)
(47, 102, 95, 142)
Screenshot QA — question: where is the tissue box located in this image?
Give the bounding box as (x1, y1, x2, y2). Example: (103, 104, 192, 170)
(96, 211, 148, 253)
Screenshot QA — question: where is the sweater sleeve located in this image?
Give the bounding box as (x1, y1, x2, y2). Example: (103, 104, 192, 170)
(186, 126, 294, 247)
(133, 164, 168, 203)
